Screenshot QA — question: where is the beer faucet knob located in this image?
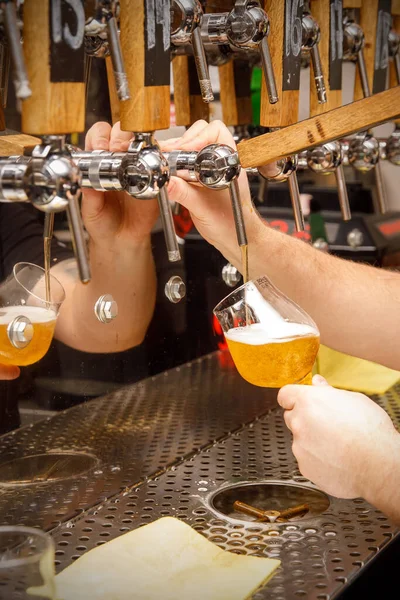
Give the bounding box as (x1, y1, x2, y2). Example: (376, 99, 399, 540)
(94, 294, 118, 324)
(222, 263, 241, 287)
(343, 20, 364, 62)
(7, 315, 33, 349)
(194, 143, 241, 188)
(164, 275, 186, 303)
(306, 141, 342, 173)
(258, 155, 297, 182)
(84, 17, 109, 58)
(386, 129, 400, 166)
(347, 134, 380, 172)
(25, 143, 80, 212)
(126, 138, 169, 199)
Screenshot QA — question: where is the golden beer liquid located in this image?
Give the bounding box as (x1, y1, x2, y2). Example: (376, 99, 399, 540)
(225, 323, 320, 388)
(0, 306, 56, 366)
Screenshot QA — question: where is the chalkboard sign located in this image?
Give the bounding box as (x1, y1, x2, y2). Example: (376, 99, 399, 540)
(329, 0, 343, 91)
(144, 0, 171, 87)
(283, 0, 304, 92)
(373, 0, 391, 94)
(50, 0, 85, 83)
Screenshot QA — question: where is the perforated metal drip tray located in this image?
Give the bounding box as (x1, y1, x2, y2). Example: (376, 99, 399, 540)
(51, 406, 399, 600)
(0, 353, 275, 530)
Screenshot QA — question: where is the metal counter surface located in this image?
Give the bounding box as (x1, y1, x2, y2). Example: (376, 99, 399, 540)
(1, 352, 399, 599)
(0, 353, 274, 530)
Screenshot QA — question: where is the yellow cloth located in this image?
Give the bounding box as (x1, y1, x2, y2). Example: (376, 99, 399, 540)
(316, 345, 400, 394)
(29, 517, 280, 600)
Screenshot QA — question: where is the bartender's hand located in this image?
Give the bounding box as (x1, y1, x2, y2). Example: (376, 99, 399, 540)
(83, 121, 159, 247)
(160, 120, 264, 265)
(278, 376, 400, 500)
(0, 364, 20, 380)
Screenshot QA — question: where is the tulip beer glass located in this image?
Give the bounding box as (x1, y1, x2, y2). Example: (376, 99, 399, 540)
(214, 276, 320, 387)
(0, 262, 65, 366)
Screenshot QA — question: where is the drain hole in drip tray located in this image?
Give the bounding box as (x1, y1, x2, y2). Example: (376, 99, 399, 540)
(0, 452, 99, 486)
(210, 482, 330, 523)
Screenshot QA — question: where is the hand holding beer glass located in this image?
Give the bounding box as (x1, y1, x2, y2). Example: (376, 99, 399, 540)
(0, 262, 65, 367)
(214, 276, 320, 387)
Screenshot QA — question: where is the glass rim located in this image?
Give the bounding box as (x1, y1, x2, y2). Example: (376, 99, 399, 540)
(0, 525, 54, 569)
(13, 261, 66, 307)
(213, 278, 261, 315)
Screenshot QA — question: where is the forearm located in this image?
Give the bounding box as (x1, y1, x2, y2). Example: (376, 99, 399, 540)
(362, 431, 400, 525)
(53, 237, 156, 353)
(222, 210, 400, 370)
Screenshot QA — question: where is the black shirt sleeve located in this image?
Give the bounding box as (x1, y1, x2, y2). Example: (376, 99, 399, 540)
(0, 203, 74, 281)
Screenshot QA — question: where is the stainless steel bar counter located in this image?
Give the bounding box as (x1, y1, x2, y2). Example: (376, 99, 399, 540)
(0, 352, 399, 598)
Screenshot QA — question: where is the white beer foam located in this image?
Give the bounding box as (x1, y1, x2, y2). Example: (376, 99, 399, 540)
(0, 306, 57, 324)
(225, 322, 318, 345)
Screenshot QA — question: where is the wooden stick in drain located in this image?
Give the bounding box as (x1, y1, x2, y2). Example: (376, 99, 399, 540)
(233, 500, 309, 523)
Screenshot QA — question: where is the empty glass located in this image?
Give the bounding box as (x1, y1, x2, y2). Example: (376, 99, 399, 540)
(213, 276, 320, 387)
(0, 262, 65, 366)
(0, 526, 56, 599)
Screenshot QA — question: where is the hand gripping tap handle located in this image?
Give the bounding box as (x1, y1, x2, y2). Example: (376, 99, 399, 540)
(168, 144, 247, 249)
(308, 0, 351, 222)
(3, 0, 31, 100)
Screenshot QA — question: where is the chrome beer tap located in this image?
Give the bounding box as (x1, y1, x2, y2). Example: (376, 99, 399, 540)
(0, 138, 91, 284)
(84, 0, 130, 102)
(342, 11, 387, 214)
(72, 134, 181, 264)
(171, 0, 213, 102)
(301, 10, 327, 104)
(201, 0, 278, 104)
(167, 143, 247, 248)
(298, 142, 351, 222)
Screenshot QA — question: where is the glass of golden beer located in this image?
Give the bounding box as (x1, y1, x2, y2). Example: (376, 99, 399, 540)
(0, 262, 65, 366)
(213, 276, 320, 387)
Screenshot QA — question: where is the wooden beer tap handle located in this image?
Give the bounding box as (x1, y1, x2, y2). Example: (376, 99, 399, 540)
(0, 134, 41, 156)
(260, 0, 301, 128)
(238, 85, 400, 167)
(21, 0, 85, 135)
(119, 0, 170, 133)
(219, 59, 253, 127)
(173, 55, 209, 127)
(353, 0, 392, 101)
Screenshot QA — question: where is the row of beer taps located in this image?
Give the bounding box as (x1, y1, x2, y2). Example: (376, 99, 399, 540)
(0, 0, 399, 308)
